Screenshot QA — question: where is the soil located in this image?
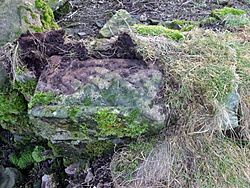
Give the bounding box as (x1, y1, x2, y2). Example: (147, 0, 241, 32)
(59, 0, 250, 38)
(18, 30, 88, 78)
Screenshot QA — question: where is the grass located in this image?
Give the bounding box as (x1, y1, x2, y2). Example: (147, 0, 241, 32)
(211, 7, 246, 19)
(134, 28, 239, 132)
(133, 24, 185, 41)
(110, 25, 250, 188)
(111, 134, 250, 187)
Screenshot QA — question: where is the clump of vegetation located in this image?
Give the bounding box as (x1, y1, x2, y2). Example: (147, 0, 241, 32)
(14, 79, 37, 100)
(35, 0, 60, 31)
(164, 19, 198, 31)
(133, 24, 184, 40)
(10, 148, 34, 169)
(85, 141, 114, 158)
(111, 137, 158, 182)
(9, 146, 52, 169)
(95, 108, 148, 138)
(28, 91, 56, 108)
(135, 28, 237, 132)
(0, 89, 29, 133)
(224, 14, 250, 28)
(32, 146, 52, 163)
(112, 135, 250, 187)
(211, 7, 246, 19)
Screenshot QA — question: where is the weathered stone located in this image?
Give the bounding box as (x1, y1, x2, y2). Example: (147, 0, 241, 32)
(41, 174, 57, 188)
(0, 166, 22, 188)
(0, 0, 43, 46)
(222, 87, 240, 130)
(0, 62, 8, 91)
(28, 56, 165, 156)
(99, 9, 137, 38)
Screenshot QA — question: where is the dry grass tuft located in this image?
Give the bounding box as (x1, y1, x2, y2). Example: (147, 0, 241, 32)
(111, 27, 250, 187)
(112, 134, 250, 188)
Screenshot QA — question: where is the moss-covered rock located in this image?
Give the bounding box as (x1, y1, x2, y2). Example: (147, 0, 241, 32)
(99, 9, 137, 38)
(0, 0, 59, 46)
(28, 57, 166, 157)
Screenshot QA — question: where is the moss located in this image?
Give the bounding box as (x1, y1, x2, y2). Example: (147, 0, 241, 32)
(211, 7, 246, 19)
(85, 141, 114, 158)
(68, 107, 81, 122)
(23, 15, 30, 24)
(30, 25, 44, 32)
(29, 91, 55, 108)
(95, 108, 148, 138)
(166, 19, 198, 31)
(32, 146, 52, 163)
(10, 148, 34, 169)
(133, 24, 184, 41)
(35, 0, 60, 30)
(82, 97, 93, 106)
(14, 79, 37, 100)
(48, 141, 65, 157)
(0, 89, 29, 131)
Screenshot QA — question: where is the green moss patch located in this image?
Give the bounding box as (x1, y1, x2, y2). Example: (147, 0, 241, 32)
(9, 147, 34, 169)
(29, 91, 56, 108)
(0, 89, 29, 132)
(95, 108, 148, 138)
(165, 19, 198, 31)
(211, 7, 247, 19)
(35, 0, 60, 31)
(14, 79, 37, 100)
(133, 24, 184, 41)
(32, 146, 52, 163)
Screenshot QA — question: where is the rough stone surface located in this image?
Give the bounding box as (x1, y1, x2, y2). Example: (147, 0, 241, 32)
(0, 0, 42, 46)
(28, 56, 165, 155)
(223, 87, 240, 130)
(99, 9, 137, 38)
(0, 62, 8, 91)
(0, 166, 21, 188)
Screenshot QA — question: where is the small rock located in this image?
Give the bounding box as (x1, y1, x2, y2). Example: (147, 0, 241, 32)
(41, 174, 57, 188)
(139, 13, 148, 22)
(99, 9, 137, 38)
(77, 32, 87, 37)
(84, 168, 94, 184)
(65, 163, 80, 175)
(0, 166, 22, 188)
